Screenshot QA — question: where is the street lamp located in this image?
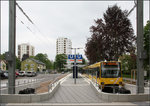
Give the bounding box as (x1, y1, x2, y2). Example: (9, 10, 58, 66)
(71, 47, 83, 84)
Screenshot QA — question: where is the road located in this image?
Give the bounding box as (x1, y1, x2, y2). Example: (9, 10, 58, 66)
(0, 73, 63, 91)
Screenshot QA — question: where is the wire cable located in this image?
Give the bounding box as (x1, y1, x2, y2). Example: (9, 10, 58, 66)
(16, 2, 34, 25)
(16, 16, 52, 50)
(16, 2, 55, 50)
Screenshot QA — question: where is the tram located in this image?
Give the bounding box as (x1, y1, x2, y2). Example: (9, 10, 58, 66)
(83, 61, 123, 92)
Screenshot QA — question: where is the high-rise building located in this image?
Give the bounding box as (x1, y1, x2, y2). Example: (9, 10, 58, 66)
(56, 37, 72, 55)
(18, 43, 35, 61)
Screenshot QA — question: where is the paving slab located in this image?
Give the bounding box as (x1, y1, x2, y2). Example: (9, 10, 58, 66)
(1, 101, 150, 106)
(43, 74, 104, 103)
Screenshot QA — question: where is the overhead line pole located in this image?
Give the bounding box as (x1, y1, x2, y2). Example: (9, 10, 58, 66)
(74, 48, 77, 84)
(7, 0, 16, 94)
(149, 0, 150, 88)
(136, 0, 144, 93)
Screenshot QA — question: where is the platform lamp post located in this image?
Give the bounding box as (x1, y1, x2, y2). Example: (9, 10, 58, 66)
(71, 48, 83, 84)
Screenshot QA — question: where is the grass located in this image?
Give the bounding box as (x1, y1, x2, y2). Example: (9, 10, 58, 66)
(122, 74, 131, 78)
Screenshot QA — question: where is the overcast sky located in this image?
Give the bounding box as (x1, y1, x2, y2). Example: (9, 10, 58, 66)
(1, 1, 149, 61)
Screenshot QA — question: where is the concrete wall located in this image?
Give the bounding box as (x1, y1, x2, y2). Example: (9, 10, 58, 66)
(124, 83, 149, 94)
(90, 82, 150, 102)
(0, 81, 40, 94)
(0, 82, 60, 103)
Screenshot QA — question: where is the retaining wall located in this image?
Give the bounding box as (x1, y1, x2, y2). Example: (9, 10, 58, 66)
(90, 82, 150, 102)
(0, 82, 40, 94)
(124, 83, 149, 94)
(0, 82, 60, 103)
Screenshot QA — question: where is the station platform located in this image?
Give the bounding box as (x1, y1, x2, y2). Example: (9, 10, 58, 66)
(43, 73, 104, 103)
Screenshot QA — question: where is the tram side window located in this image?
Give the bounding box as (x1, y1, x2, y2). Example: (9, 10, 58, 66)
(96, 68, 100, 78)
(97, 70, 100, 78)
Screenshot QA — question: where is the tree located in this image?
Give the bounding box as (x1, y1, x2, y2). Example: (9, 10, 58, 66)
(16, 57, 21, 70)
(29, 56, 35, 59)
(119, 54, 136, 74)
(85, 19, 105, 64)
(22, 54, 29, 61)
(144, 21, 150, 69)
(85, 5, 135, 64)
(81, 58, 87, 65)
(54, 54, 67, 72)
(35, 53, 53, 69)
(53, 62, 56, 70)
(0, 53, 5, 60)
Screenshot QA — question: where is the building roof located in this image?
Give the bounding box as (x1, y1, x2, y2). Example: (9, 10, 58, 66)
(27, 58, 45, 65)
(0, 60, 7, 63)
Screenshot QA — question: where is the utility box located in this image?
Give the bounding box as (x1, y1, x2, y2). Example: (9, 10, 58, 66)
(73, 66, 78, 78)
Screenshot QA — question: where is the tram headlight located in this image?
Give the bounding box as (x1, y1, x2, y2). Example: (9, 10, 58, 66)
(101, 82, 104, 85)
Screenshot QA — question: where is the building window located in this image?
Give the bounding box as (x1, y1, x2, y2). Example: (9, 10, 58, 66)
(27, 46, 29, 50)
(27, 51, 29, 55)
(18, 45, 20, 50)
(31, 64, 34, 67)
(31, 68, 34, 71)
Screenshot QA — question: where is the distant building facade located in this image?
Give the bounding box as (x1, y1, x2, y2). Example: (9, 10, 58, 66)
(21, 58, 46, 72)
(56, 37, 72, 55)
(18, 43, 35, 61)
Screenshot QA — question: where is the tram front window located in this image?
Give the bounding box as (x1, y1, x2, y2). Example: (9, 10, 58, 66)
(101, 63, 121, 78)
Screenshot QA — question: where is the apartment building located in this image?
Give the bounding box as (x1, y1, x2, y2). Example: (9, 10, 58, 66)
(56, 37, 72, 55)
(18, 43, 35, 61)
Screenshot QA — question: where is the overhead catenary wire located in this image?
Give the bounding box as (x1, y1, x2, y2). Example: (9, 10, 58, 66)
(16, 2, 54, 54)
(16, 16, 35, 35)
(117, 1, 137, 37)
(126, 0, 137, 17)
(16, 2, 53, 43)
(16, 16, 52, 51)
(16, 2, 34, 25)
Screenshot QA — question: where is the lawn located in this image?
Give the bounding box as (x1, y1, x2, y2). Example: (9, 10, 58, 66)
(122, 74, 131, 78)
